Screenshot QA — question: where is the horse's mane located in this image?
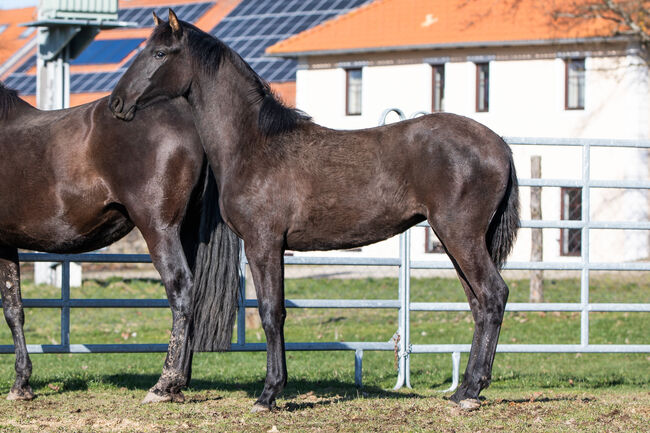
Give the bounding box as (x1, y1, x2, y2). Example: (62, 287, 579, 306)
(0, 82, 19, 120)
(162, 22, 310, 136)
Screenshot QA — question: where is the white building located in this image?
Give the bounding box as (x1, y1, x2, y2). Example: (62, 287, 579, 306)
(267, 0, 650, 265)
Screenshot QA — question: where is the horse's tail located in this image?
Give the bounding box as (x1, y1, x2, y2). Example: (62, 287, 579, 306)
(190, 163, 241, 352)
(486, 149, 520, 269)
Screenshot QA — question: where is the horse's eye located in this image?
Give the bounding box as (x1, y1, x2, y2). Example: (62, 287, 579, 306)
(154, 51, 166, 60)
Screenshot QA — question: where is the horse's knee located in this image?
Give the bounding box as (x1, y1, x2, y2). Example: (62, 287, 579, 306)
(258, 303, 286, 329)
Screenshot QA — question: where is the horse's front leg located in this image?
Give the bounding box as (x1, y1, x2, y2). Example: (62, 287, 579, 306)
(246, 241, 286, 412)
(140, 228, 194, 403)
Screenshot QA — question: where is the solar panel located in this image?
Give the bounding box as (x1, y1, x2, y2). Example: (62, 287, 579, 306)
(4, 0, 371, 97)
(212, 0, 372, 82)
(118, 2, 214, 28)
(71, 39, 144, 65)
(5, 74, 36, 95)
(14, 55, 36, 73)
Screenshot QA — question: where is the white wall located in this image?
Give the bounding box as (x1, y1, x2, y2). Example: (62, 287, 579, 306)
(293, 49, 649, 264)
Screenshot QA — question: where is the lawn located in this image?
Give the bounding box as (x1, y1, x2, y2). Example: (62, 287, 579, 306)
(0, 273, 647, 432)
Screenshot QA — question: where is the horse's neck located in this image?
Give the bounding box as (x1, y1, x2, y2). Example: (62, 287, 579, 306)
(189, 63, 262, 183)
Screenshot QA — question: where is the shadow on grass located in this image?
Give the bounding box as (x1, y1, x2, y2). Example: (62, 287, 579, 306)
(485, 395, 595, 406)
(28, 377, 90, 393)
(90, 277, 161, 287)
(55, 373, 425, 402)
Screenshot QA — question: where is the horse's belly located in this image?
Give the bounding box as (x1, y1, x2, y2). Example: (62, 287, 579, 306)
(0, 209, 134, 253)
(286, 214, 424, 251)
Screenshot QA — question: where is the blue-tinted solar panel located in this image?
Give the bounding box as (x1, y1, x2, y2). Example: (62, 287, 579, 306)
(212, 0, 372, 82)
(5, 74, 36, 95)
(14, 55, 36, 73)
(71, 39, 144, 65)
(118, 2, 214, 28)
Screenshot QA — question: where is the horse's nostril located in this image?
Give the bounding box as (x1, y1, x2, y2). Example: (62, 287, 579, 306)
(111, 96, 123, 113)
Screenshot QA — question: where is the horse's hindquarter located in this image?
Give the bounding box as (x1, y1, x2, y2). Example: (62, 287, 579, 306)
(0, 102, 131, 252)
(90, 98, 204, 232)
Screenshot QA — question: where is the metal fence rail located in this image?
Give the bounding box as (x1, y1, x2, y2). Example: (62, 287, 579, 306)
(1, 115, 648, 390)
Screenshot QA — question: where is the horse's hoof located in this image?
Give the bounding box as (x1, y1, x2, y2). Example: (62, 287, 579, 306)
(171, 391, 185, 403)
(459, 398, 481, 411)
(251, 403, 271, 413)
(142, 391, 172, 404)
(7, 387, 34, 401)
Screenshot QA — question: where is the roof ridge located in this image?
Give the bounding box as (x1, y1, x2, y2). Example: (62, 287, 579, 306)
(267, 0, 390, 54)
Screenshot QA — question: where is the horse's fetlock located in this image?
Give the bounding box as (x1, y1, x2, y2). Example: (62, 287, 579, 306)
(479, 374, 492, 389)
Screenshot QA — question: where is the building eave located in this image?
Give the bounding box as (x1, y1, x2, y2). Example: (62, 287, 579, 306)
(267, 35, 635, 58)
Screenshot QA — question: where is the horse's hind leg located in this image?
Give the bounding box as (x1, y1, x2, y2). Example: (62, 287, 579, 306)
(245, 240, 287, 412)
(429, 219, 509, 409)
(0, 247, 34, 400)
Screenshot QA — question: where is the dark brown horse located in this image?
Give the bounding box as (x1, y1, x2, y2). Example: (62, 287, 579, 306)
(110, 11, 520, 412)
(0, 83, 240, 403)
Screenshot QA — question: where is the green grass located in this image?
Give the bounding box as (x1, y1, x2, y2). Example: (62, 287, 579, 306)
(0, 275, 647, 431)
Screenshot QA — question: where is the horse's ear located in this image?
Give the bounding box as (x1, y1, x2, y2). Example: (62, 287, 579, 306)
(168, 9, 181, 35)
(152, 11, 162, 26)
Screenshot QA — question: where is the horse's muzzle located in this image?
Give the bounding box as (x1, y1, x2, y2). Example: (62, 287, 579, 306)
(109, 96, 136, 121)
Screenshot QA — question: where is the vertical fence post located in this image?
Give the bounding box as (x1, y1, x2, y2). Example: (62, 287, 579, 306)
(61, 260, 70, 349)
(394, 229, 412, 390)
(581, 142, 591, 346)
(355, 348, 363, 388)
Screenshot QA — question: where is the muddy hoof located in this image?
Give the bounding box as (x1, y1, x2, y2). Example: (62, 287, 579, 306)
(142, 390, 172, 404)
(251, 403, 272, 413)
(7, 387, 34, 401)
(171, 391, 185, 403)
(459, 398, 481, 411)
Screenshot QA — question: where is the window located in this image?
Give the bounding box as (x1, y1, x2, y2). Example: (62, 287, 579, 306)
(425, 228, 445, 254)
(476, 62, 489, 112)
(0, 25, 7, 37)
(560, 187, 582, 256)
(432, 64, 445, 112)
(565, 58, 585, 110)
(346, 68, 362, 115)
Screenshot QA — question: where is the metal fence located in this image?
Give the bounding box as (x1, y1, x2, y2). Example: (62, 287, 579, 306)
(1, 111, 648, 391)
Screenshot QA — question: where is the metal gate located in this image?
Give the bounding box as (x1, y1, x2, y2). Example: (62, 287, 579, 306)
(2, 114, 648, 390)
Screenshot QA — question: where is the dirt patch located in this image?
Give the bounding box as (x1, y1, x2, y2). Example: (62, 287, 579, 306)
(0, 389, 647, 432)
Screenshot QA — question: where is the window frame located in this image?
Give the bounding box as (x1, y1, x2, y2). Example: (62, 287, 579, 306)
(565, 57, 585, 110)
(431, 64, 445, 112)
(345, 68, 362, 116)
(560, 187, 582, 256)
(475, 62, 489, 112)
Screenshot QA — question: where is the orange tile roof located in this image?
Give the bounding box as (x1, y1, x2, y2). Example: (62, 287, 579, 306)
(267, 0, 618, 55)
(0, 7, 37, 66)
